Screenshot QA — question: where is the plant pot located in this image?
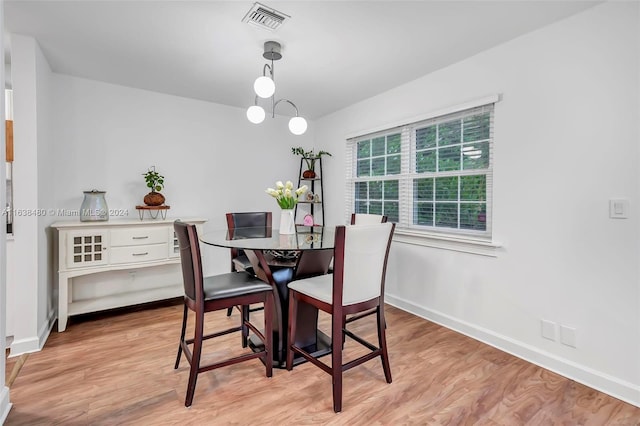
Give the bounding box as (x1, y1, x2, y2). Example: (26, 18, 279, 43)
(144, 192, 165, 206)
(302, 170, 316, 179)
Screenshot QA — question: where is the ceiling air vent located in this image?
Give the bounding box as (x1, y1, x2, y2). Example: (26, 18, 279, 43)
(242, 2, 290, 32)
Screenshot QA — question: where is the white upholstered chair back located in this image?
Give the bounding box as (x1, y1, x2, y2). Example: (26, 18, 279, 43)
(351, 213, 387, 225)
(340, 223, 394, 305)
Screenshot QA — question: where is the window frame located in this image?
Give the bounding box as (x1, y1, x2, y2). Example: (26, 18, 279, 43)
(345, 95, 501, 255)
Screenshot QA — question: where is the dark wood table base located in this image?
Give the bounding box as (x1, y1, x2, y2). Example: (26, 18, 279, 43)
(248, 330, 332, 368)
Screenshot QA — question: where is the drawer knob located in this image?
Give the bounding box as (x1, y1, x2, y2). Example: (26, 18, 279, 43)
(132, 252, 149, 256)
(132, 236, 149, 240)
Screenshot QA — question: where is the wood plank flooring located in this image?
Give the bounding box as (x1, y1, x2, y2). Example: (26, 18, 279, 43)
(5, 299, 640, 425)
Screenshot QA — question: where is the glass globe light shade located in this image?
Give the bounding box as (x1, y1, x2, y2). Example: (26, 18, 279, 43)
(254, 76, 275, 98)
(246, 105, 265, 124)
(289, 116, 308, 135)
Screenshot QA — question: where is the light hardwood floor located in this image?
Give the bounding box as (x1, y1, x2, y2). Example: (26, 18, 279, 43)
(5, 299, 640, 425)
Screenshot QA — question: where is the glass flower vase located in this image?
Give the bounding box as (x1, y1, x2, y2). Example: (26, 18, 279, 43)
(279, 209, 295, 235)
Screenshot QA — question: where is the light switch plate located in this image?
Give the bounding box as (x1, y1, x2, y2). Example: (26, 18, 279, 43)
(609, 199, 629, 219)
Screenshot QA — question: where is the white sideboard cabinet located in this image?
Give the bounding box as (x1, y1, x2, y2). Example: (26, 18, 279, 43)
(51, 217, 206, 331)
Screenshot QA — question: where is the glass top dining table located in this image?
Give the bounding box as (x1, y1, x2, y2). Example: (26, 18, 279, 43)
(199, 225, 336, 368)
(199, 226, 335, 252)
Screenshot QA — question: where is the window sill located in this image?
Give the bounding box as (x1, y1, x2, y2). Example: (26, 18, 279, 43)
(393, 229, 502, 257)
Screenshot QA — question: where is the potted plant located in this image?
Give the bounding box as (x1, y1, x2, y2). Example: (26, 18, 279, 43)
(291, 147, 332, 178)
(142, 166, 165, 206)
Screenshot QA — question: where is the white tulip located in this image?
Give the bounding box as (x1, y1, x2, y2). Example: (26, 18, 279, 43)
(296, 185, 308, 195)
(276, 181, 284, 189)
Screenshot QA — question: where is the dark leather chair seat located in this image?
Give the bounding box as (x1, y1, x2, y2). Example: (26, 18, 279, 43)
(202, 272, 272, 300)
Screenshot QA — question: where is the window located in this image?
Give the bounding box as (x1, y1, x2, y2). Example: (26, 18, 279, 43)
(347, 102, 494, 240)
(353, 133, 401, 221)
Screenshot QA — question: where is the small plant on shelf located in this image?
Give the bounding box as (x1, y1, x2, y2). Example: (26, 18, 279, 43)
(291, 147, 332, 178)
(142, 166, 166, 206)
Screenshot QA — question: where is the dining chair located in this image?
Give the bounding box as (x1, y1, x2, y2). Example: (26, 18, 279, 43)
(226, 211, 272, 274)
(286, 222, 395, 412)
(173, 220, 274, 407)
(345, 213, 389, 330)
(225, 212, 272, 318)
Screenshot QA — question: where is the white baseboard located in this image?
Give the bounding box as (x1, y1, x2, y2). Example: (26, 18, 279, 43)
(37, 309, 56, 351)
(385, 294, 640, 408)
(7, 335, 39, 358)
(0, 386, 12, 424)
(7, 309, 55, 357)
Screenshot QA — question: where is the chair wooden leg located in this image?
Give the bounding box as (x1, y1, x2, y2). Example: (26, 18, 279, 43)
(377, 307, 392, 384)
(226, 307, 233, 317)
(332, 312, 343, 413)
(185, 311, 204, 407)
(241, 305, 250, 347)
(264, 293, 274, 378)
(286, 291, 298, 371)
(341, 314, 347, 348)
(175, 303, 188, 369)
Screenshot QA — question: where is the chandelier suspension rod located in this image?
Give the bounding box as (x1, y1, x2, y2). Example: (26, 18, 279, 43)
(273, 99, 299, 119)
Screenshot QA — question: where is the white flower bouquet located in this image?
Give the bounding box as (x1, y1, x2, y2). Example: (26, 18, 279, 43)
(266, 180, 308, 209)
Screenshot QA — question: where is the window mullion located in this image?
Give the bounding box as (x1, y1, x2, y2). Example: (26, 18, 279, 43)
(399, 126, 412, 228)
(344, 140, 355, 223)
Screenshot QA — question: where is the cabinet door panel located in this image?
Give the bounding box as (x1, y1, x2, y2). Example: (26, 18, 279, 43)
(65, 230, 109, 269)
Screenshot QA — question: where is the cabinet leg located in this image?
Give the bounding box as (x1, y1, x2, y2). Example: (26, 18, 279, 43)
(58, 275, 70, 332)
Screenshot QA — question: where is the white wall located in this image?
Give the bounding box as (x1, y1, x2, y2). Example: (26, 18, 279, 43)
(35, 35, 56, 346)
(49, 74, 315, 274)
(8, 34, 43, 355)
(315, 2, 640, 406)
(50, 74, 315, 224)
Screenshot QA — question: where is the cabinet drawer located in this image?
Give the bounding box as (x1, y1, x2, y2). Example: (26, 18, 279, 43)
(110, 227, 167, 247)
(109, 243, 169, 264)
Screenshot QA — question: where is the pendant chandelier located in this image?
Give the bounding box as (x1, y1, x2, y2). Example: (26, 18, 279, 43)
(246, 41, 307, 135)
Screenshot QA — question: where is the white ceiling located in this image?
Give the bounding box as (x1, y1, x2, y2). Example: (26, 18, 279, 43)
(4, 1, 599, 119)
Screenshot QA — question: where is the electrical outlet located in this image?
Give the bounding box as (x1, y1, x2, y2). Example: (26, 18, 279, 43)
(560, 325, 577, 348)
(609, 199, 629, 219)
(541, 319, 557, 341)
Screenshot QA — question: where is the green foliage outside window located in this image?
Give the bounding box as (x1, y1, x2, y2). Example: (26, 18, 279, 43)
(357, 133, 402, 178)
(354, 179, 400, 223)
(413, 174, 486, 230)
(412, 112, 490, 231)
